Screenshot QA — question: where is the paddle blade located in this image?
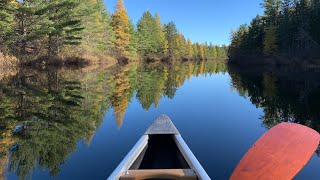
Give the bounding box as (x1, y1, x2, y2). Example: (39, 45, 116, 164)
(230, 123, 320, 180)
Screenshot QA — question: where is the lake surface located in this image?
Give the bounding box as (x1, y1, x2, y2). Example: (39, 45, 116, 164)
(1, 60, 320, 179)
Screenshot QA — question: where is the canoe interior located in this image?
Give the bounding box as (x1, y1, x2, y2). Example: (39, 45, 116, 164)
(130, 134, 190, 170)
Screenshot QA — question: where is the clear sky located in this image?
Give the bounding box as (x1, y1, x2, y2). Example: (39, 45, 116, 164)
(104, 0, 264, 45)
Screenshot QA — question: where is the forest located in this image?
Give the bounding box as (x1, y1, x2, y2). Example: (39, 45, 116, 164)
(229, 0, 320, 61)
(0, 0, 227, 67)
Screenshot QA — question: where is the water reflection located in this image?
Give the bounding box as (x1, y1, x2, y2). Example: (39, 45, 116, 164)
(0, 68, 109, 178)
(228, 65, 320, 131)
(229, 65, 320, 162)
(0, 60, 227, 178)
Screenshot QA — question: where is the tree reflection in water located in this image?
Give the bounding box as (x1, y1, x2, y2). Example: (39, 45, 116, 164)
(229, 65, 320, 131)
(0, 60, 227, 178)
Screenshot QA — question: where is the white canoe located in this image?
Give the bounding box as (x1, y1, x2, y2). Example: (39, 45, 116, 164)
(108, 114, 210, 180)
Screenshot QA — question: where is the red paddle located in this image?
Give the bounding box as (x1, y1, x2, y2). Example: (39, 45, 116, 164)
(230, 123, 320, 180)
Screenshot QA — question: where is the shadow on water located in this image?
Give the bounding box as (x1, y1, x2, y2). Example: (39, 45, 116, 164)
(0, 60, 227, 179)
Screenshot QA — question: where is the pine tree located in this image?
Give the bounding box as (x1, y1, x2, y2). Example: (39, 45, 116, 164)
(75, 0, 113, 55)
(310, 0, 320, 45)
(176, 33, 187, 58)
(154, 13, 168, 58)
(262, 0, 282, 26)
(264, 26, 278, 55)
(14, 0, 38, 54)
(101, 1, 116, 54)
(204, 42, 209, 60)
(229, 0, 320, 58)
(206, 43, 215, 60)
(128, 19, 138, 59)
(111, 0, 131, 58)
(213, 45, 218, 59)
(193, 42, 199, 59)
(279, 0, 293, 53)
(165, 22, 179, 58)
(199, 43, 205, 60)
(38, 0, 84, 56)
(0, 0, 15, 53)
(186, 38, 193, 59)
(0, 0, 14, 36)
(137, 11, 157, 58)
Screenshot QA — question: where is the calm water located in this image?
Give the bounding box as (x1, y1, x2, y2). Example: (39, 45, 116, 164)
(1, 60, 320, 179)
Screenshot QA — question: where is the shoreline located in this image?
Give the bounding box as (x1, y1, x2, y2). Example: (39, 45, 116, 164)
(228, 56, 320, 71)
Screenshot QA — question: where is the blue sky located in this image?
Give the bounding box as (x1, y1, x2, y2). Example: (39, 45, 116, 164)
(104, 0, 264, 45)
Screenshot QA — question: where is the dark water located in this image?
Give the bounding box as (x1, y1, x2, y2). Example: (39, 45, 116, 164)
(0, 60, 320, 179)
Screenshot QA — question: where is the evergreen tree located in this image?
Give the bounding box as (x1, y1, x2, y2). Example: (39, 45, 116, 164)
(165, 22, 179, 58)
(176, 33, 187, 58)
(41, 0, 84, 56)
(247, 15, 264, 55)
(186, 38, 193, 59)
(137, 11, 157, 58)
(264, 26, 278, 55)
(128, 20, 138, 59)
(310, 0, 320, 44)
(0, 0, 15, 52)
(193, 42, 199, 59)
(199, 43, 205, 60)
(0, 0, 225, 63)
(204, 42, 210, 60)
(0, 0, 14, 32)
(111, 0, 131, 58)
(14, 0, 40, 54)
(76, 0, 114, 55)
(279, 0, 293, 53)
(213, 45, 218, 59)
(154, 13, 168, 58)
(262, 0, 282, 26)
(229, 0, 320, 59)
(100, 0, 116, 53)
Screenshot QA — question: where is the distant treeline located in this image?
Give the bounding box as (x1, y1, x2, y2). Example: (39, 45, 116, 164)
(0, 0, 227, 64)
(229, 0, 320, 60)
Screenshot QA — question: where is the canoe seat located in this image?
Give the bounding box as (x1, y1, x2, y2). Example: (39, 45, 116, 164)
(120, 169, 197, 180)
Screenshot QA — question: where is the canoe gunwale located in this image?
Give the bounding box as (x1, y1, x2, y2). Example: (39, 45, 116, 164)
(174, 134, 210, 180)
(107, 135, 149, 180)
(107, 115, 211, 180)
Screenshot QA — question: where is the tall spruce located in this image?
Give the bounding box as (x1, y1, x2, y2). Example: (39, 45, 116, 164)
(199, 43, 205, 60)
(186, 38, 193, 59)
(39, 0, 83, 56)
(128, 19, 138, 59)
(0, 0, 15, 53)
(176, 33, 187, 58)
(154, 13, 168, 58)
(193, 42, 199, 59)
(137, 11, 157, 58)
(14, 0, 38, 54)
(76, 0, 114, 55)
(165, 22, 179, 58)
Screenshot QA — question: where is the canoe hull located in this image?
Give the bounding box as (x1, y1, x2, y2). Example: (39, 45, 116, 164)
(107, 115, 210, 180)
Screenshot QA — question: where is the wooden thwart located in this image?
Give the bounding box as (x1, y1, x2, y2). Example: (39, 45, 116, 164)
(120, 169, 197, 180)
